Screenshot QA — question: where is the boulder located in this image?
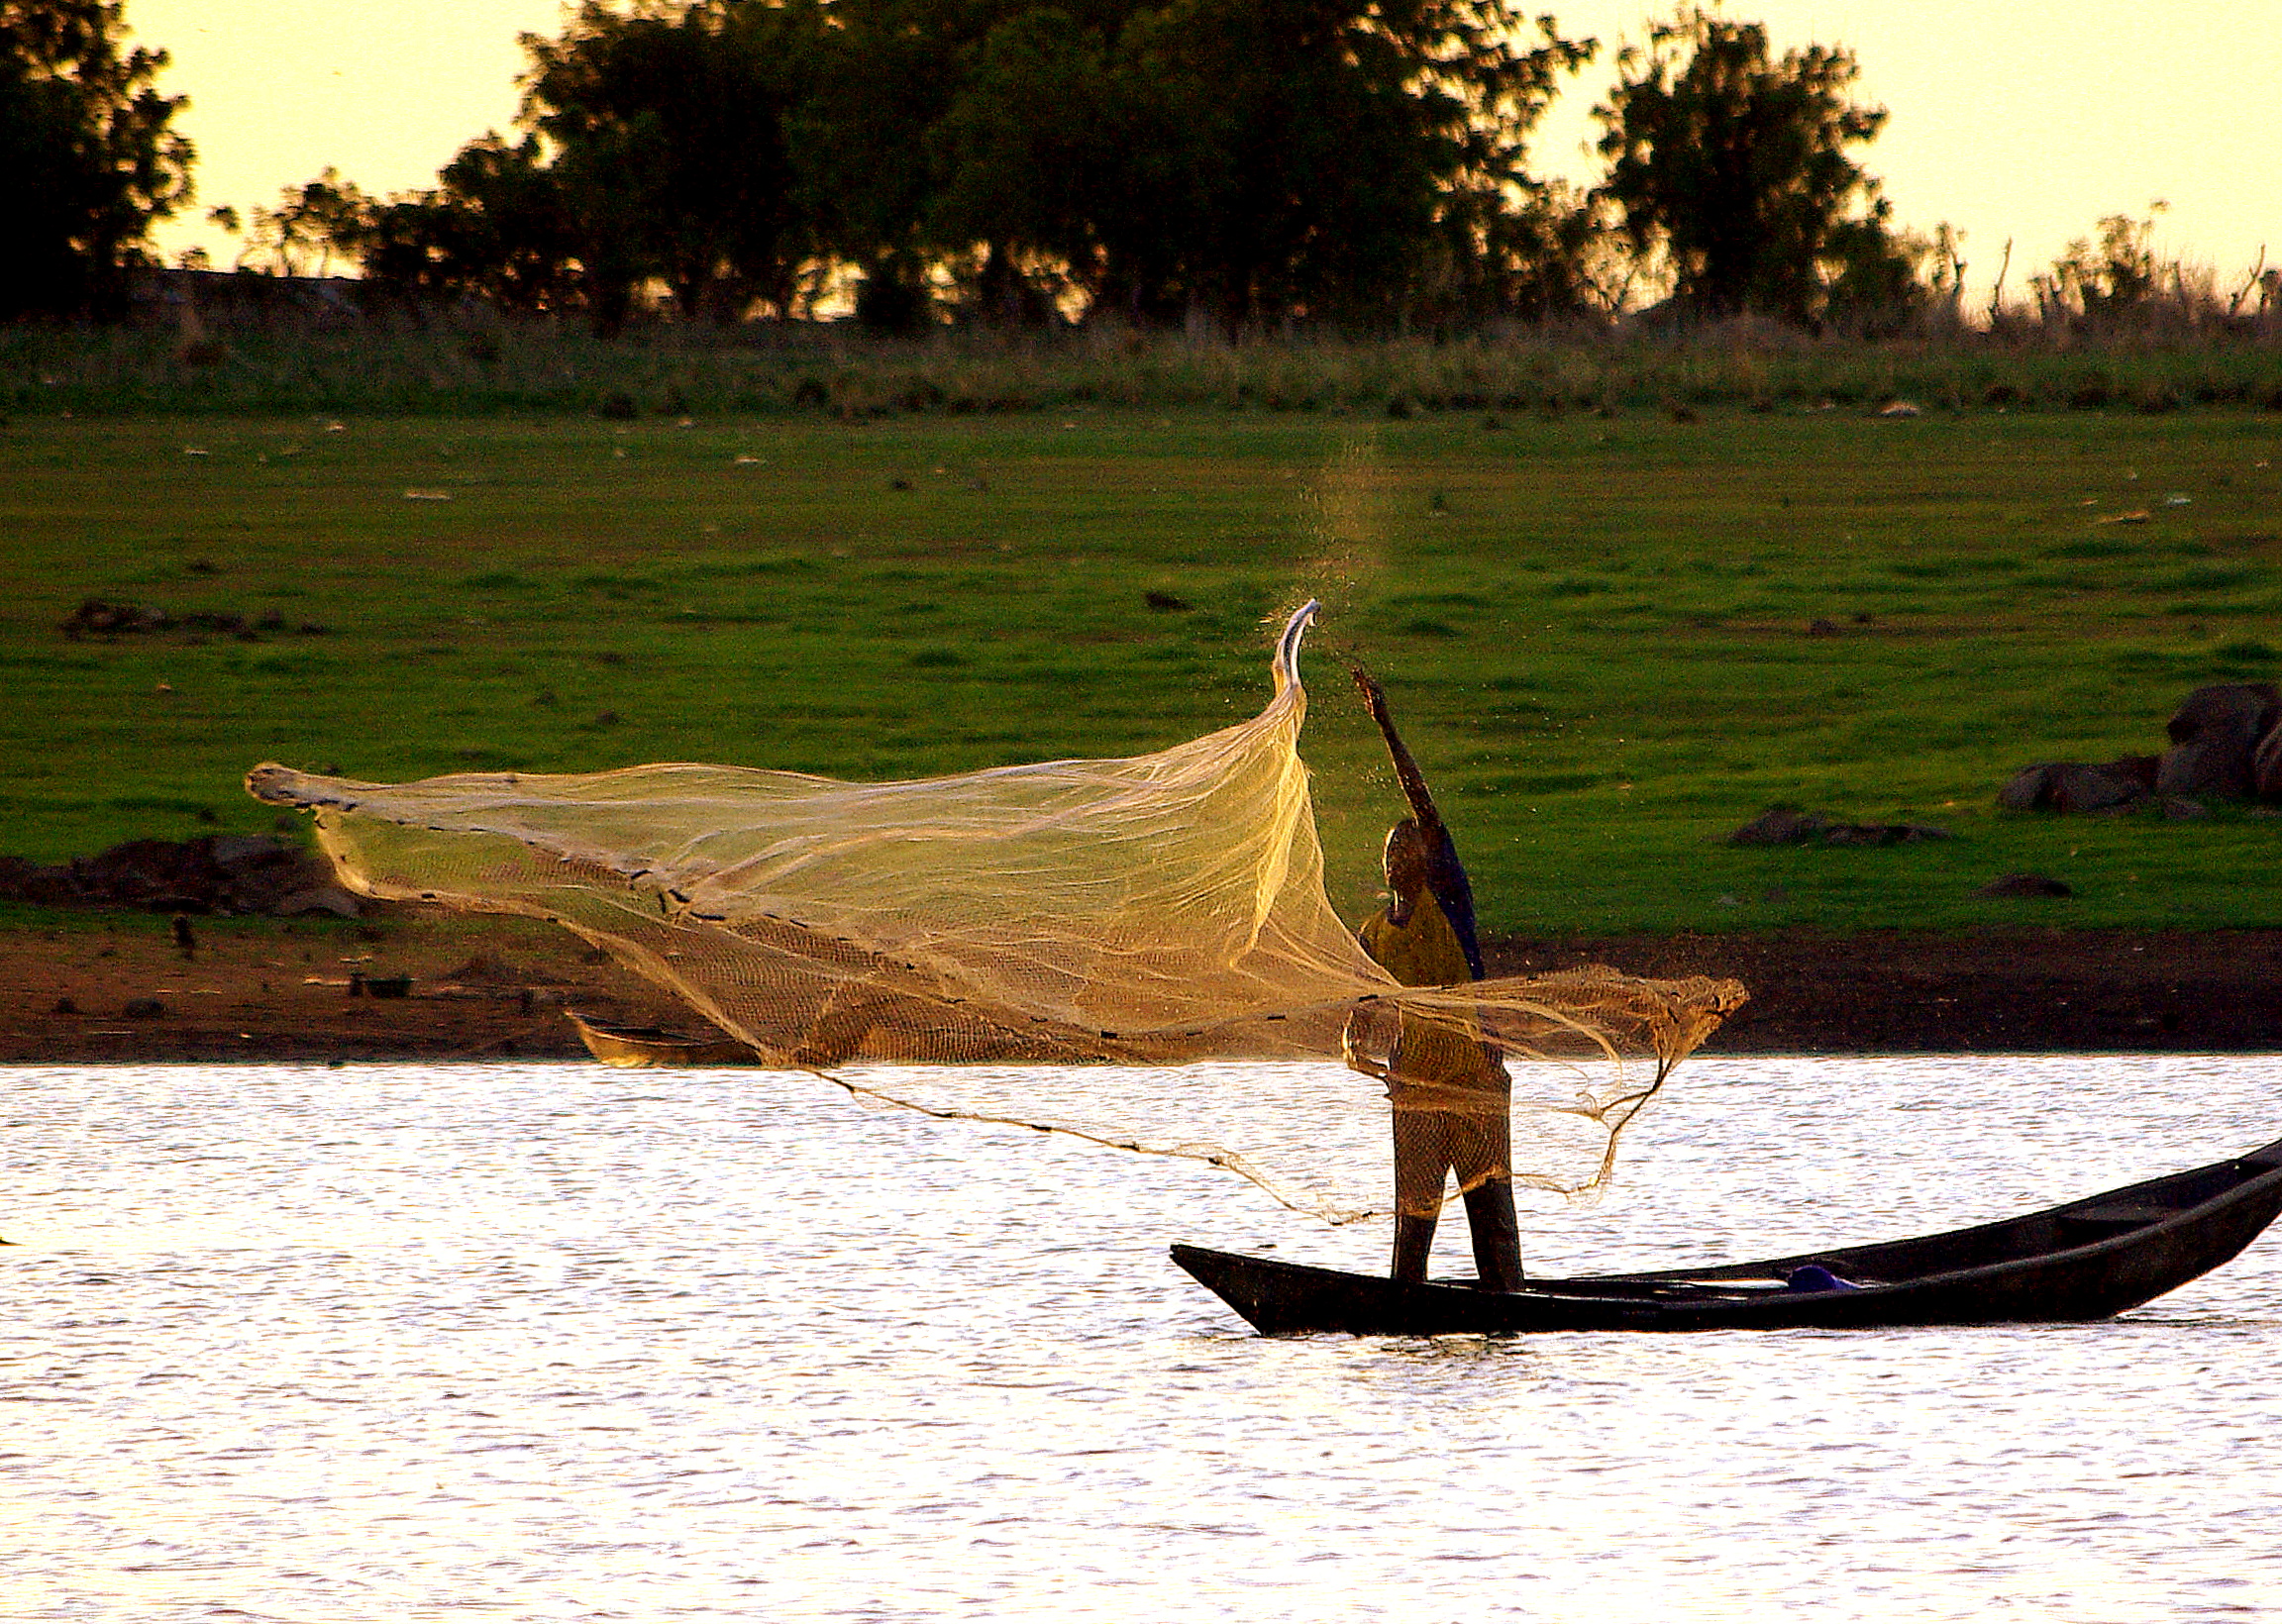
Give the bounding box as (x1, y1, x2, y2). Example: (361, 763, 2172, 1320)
(1730, 807, 1951, 846)
(1820, 821, 1952, 846)
(2103, 754, 2161, 790)
(57, 598, 257, 640)
(1997, 765, 2051, 811)
(2156, 683, 2280, 799)
(1976, 872, 2073, 898)
(1730, 807, 1827, 846)
(1997, 762, 2147, 815)
(1999, 765, 2053, 807)
(59, 598, 170, 637)
(2255, 726, 2282, 801)
(2165, 682, 2279, 744)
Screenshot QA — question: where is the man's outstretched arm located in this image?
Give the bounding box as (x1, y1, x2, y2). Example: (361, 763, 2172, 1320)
(1350, 661, 1484, 979)
(1350, 662, 1445, 837)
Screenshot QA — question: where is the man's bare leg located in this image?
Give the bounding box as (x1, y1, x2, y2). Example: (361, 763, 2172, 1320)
(1392, 1213, 1439, 1283)
(1454, 1104, 1524, 1292)
(1391, 1105, 1451, 1283)
(1461, 1176, 1523, 1292)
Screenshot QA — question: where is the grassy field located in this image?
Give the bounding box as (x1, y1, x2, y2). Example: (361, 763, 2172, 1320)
(9, 321, 2281, 420)
(3, 406, 2279, 934)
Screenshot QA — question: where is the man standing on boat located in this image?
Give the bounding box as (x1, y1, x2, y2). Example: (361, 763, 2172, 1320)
(1344, 666, 1524, 1292)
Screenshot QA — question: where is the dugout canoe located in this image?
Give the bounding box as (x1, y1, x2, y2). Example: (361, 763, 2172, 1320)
(567, 1009, 760, 1067)
(1173, 1132, 2282, 1334)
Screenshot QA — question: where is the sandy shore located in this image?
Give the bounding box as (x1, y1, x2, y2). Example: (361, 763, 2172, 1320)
(0, 911, 696, 1066)
(5, 908, 2281, 1064)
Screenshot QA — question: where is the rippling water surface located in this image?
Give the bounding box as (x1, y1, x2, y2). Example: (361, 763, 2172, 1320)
(5, 1055, 2279, 1622)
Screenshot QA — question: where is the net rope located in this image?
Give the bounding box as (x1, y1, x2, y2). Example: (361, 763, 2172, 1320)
(248, 603, 1744, 1222)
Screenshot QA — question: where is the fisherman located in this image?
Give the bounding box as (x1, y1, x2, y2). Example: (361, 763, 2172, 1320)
(1344, 665, 1524, 1292)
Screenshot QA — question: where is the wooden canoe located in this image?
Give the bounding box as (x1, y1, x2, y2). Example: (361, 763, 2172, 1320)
(1174, 1132, 2282, 1334)
(566, 1009, 761, 1067)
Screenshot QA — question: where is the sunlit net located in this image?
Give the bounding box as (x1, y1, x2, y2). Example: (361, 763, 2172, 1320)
(248, 604, 1744, 1222)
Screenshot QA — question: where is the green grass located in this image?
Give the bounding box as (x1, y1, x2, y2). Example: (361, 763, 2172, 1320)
(8, 322, 2280, 420)
(3, 407, 2280, 933)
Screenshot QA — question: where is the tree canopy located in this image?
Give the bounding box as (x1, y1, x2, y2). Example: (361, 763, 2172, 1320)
(342, 0, 1601, 332)
(0, 0, 192, 318)
(1595, 4, 1903, 326)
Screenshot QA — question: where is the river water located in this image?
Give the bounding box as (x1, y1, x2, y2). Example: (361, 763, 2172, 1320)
(5, 1055, 2278, 1623)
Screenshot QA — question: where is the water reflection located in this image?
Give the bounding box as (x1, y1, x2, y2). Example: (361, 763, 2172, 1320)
(3, 1056, 2277, 1621)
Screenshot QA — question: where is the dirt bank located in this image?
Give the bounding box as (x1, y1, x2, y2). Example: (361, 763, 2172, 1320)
(4, 910, 2280, 1064)
(0, 911, 694, 1066)
(1489, 929, 2282, 1054)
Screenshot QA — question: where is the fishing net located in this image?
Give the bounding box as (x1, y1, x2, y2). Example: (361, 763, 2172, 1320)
(248, 603, 1743, 1222)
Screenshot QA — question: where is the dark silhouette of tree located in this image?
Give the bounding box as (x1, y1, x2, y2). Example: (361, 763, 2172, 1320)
(240, 166, 371, 276)
(1595, 6, 1895, 325)
(332, 0, 1604, 333)
(1108, 0, 1591, 330)
(925, 0, 1593, 331)
(522, 0, 818, 328)
(788, 0, 980, 332)
(0, 0, 192, 318)
(924, 7, 1122, 325)
(353, 2, 818, 332)
(1117, 0, 1460, 329)
(359, 135, 583, 313)
(1818, 215, 1933, 336)
(1468, 180, 1635, 323)
(2036, 205, 2168, 331)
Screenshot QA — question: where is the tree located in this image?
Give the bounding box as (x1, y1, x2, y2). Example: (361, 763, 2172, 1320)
(1818, 216, 1936, 336)
(920, 0, 1594, 331)
(1595, 6, 1895, 325)
(924, 8, 1121, 325)
(1471, 179, 1637, 323)
(355, 2, 819, 331)
(239, 167, 371, 277)
(0, 0, 193, 318)
(1109, 0, 1592, 330)
(789, 0, 1040, 332)
(520, 0, 818, 327)
(2035, 204, 2169, 331)
(326, 0, 1604, 333)
(360, 134, 583, 314)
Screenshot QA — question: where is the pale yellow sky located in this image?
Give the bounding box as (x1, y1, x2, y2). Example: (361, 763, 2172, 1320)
(139, 0, 2279, 303)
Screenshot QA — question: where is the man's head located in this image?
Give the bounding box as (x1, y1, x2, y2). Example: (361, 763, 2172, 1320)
(1383, 817, 1433, 903)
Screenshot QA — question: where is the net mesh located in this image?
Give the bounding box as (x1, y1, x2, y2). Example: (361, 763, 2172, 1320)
(247, 603, 1744, 1222)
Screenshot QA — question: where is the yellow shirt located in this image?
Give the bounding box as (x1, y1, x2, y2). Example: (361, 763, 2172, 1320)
(1357, 892, 1504, 1103)
(1358, 891, 1473, 989)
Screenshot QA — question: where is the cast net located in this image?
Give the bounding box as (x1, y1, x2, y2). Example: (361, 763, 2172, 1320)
(248, 603, 1744, 1222)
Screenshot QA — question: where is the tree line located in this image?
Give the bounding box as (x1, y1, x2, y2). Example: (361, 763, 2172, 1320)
(267, 0, 1926, 336)
(11, 0, 2272, 338)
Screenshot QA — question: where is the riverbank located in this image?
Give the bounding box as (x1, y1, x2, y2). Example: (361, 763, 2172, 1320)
(1489, 929, 2282, 1054)
(6, 910, 2279, 1063)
